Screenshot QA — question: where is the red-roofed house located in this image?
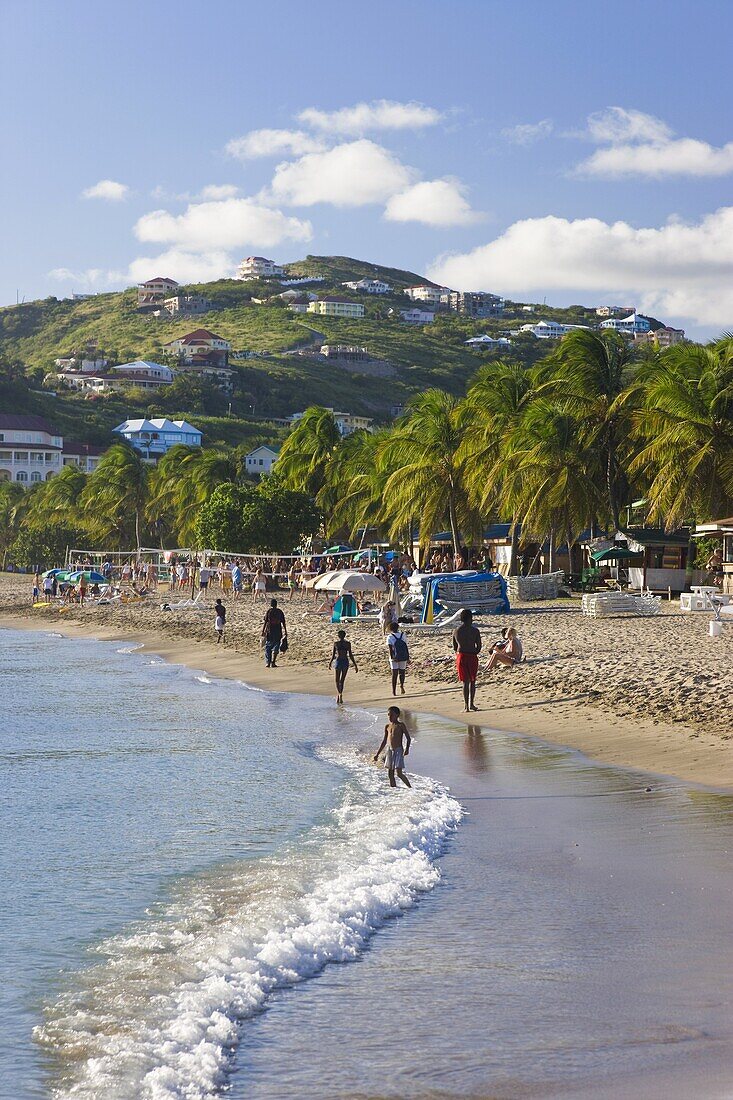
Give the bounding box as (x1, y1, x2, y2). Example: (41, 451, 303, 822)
(236, 256, 284, 279)
(162, 329, 233, 389)
(137, 276, 179, 309)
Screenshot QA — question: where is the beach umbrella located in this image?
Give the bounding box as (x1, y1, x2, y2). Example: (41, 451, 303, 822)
(335, 571, 387, 594)
(66, 570, 107, 583)
(312, 570, 346, 590)
(41, 568, 65, 578)
(324, 544, 353, 555)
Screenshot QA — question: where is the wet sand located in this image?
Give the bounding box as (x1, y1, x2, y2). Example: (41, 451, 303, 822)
(2, 570, 732, 791)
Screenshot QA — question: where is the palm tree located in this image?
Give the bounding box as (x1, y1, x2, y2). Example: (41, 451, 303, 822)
(379, 389, 471, 552)
(275, 407, 342, 502)
(325, 428, 391, 541)
(536, 330, 638, 529)
(81, 442, 150, 548)
(148, 445, 239, 545)
(503, 399, 604, 571)
(24, 464, 87, 525)
(459, 360, 535, 573)
(628, 337, 733, 528)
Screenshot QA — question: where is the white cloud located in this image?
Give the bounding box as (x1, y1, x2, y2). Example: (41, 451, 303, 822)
(502, 119, 554, 145)
(427, 207, 733, 328)
(384, 178, 480, 227)
(586, 107, 673, 145)
(81, 179, 129, 201)
(578, 137, 733, 179)
(124, 250, 235, 285)
(573, 106, 733, 178)
(134, 197, 312, 250)
(226, 129, 325, 160)
(297, 99, 441, 135)
(269, 140, 412, 207)
(199, 184, 240, 200)
(48, 267, 109, 285)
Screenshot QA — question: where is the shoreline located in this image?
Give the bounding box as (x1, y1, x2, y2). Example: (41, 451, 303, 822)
(4, 607, 732, 792)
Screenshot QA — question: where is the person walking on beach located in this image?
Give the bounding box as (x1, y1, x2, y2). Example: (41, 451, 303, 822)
(373, 706, 412, 788)
(453, 608, 482, 713)
(214, 598, 226, 644)
(262, 598, 287, 667)
(252, 567, 267, 603)
(287, 562, 299, 601)
(329, 628, 358, 704)
(231, 561, 242, 599)
(386, 621, 410, 696)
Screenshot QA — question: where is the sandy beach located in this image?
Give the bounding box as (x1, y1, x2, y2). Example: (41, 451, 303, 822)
(2, 571, 732, 790)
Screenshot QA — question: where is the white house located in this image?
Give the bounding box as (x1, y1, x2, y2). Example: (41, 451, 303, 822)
(307, 297, 365, 319)
(162, 294, 210, 316)
(137, 276, 179, 308)
(111, 360, 175, 386)
(596, 305, 634, 318)
(465, 335, 512, 347)
(0, 414, 64, 484)
(403, 285, 450, 306)
(57, 360, 175, 393)
(448, 291, 504, 317)
(599, 313, 651, 335)
(635, 326, 686, 348)
(518, 320, 590, 339)
(113, 418, 202, 461)
(342, 278, 392, 294)
(288, 409, 373, 436)
(400, 308, 435, 324)
(245, 445, 280, 476)
(61, 441, 105, 473)
(237, 256, 285, 279)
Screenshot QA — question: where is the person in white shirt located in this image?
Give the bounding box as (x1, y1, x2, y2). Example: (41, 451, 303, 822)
(386, 622, 410, 696)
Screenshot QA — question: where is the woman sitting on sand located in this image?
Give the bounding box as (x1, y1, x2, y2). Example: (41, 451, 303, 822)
(484, 627, 523, 673)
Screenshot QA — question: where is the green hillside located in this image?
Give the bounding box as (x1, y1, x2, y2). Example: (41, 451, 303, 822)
(0, 254, 629, 452)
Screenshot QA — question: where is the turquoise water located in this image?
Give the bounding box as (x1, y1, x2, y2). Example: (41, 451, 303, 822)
(2, 627, 733, 1099)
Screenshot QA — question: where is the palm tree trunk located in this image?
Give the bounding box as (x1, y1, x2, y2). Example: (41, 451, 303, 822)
(448, 494, 461, 558)
(509, 519, 519, 576)
(548, 528, 555, 572)
(684, 524, 697, 592)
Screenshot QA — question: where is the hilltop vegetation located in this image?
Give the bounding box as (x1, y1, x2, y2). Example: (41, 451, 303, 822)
(0, 254, 657, 450)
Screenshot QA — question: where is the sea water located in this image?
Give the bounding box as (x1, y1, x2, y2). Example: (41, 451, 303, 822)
(2, 627, 733, 1100)
(0, 628, 459, 1098)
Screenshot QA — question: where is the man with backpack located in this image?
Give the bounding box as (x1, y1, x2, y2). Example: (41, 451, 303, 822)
(386, 620, 410, 696)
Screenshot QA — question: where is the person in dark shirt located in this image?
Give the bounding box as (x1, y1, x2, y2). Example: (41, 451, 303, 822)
(214, 599, 226, 643)
(262, 598, 287, 667)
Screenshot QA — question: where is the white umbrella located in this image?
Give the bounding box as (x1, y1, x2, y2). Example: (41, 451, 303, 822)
(314, 570, 386, 594)
(307, 570, 342, 590)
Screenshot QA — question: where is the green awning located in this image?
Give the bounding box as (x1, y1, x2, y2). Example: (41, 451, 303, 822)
(591, 546, 640, 563)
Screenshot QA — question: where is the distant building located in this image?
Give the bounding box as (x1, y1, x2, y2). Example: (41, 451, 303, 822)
(137, 276, 179, 309)
(286, 294, 313, 314)
(307, 297, 365, 319)
(288, 408, 373, 436)
(517, 320, 590, 339)
(595, 305, 634, 318)
(163, 328, 230, 366)
(113, 418, 202, 461)
(320, 345, 369, 361)
(465, 334, 512, 346)
(448, 291, 504, 318)
(237, 256, 285, 279)
(635, 326, 686, 348)
(245, 445, 280, 476)
(0, 414, 63, 484)
(400, 308, 435, 324)
(403, 285, 450, 307)
(62, 441, 105, 473)
(342, 278, 392, 294)
(599, 313, 651, 335)
(57, 360, 175, 393)
(163, 294, 210, 316)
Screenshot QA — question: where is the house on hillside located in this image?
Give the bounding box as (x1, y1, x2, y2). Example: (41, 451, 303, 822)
(245, 445, 280, 476)
(57, 360, 174, 393)
(307, 297, 365, 319)
(0, 414, 64, 484)
(342, 278, 392, 294)
(163, 328, 230, 366)
(634, 326, 685, 348)
(62, 441, 105, 473)
(162, 294, 210, 316)
(596, 305, 634, 317)
(113, 418, 202, 461)
(448, 291, 504, 318)
(599, 312, 651, 335)
(465, 334, 511, 346)
(285, 293, 313, 314)
(237, 256, 284, 279)
(137, 276, 179, 309)
(287, 409, 373, 436)
(516, 320, 590, 339)
(400, 308, 435, 324)
(403, 285, 450, 307)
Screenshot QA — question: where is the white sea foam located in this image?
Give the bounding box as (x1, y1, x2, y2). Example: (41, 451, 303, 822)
(195, 675, 213, 684)
(36, 751, 462, 1099)
(116, 643, 145, 654)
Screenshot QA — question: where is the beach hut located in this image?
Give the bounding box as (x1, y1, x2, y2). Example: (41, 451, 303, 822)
(693, 516, 733, 595)
(614, 529, 705, 593)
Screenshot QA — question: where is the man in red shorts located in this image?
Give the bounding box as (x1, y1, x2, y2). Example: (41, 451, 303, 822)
(452, 608, 482, 713)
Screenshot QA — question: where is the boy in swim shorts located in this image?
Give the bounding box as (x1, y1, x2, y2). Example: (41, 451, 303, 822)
(373, 706, 412, 788)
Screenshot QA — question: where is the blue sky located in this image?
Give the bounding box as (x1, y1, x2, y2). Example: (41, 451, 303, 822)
(3, 0, 733, 336)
